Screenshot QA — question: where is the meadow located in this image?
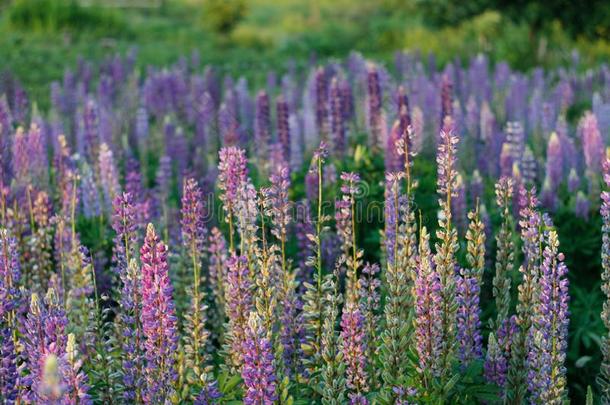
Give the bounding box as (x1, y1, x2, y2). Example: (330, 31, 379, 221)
(0, 0, 609, 404)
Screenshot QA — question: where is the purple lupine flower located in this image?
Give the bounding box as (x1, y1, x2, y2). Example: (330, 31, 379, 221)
(276, 95, 291, 163)
(440, 74, 453, 132)
(111, 193, 138, 276)
(181, 178, 207, 255)
(527, 230, 569, 403)
(295, 199, 315, 283)
(219, 101, 240, 147)
(315, 67, 329, 138)
(452, 174, 467, 235)
(0, 325, 19, 402)
(470, 170, 483, 205)
(28, 123, 47, 187)
(217, 147, 248, 250)
(497, 315, 518, 365)
(456, 271, 482, 365)
(567, 168, 580, 193)
(0, 229, 20, 318)
(540, 176, 557, 211)
(384, 173, 402, 266)
(411, 106, 424, 154)
(0, 95, 12, 180)
(62, 333, 91, 405)
(80, 164, 101, 219)
(20, 290, 69, 401)
(545, 132, 563, 189)
(11, 127, 28, 186)
(140, 224, 178, 403)
(435, 129, 460, 377)
(521, 147, 537, 186)
(242, 312, 278, 404)
(265, 163, 291, 248)
(98, 143, 121, 213)
(194, 377, 222, 405)
(340, 303, 369, 397)
(119, 259, 145, 403)
(207, 227, 228, 338)
(414, 226, 443, 378)
(600, 159, 610, 396)
(254, 91, 271, 166)
(340, 77, 354, 122)
(83, 99, 100, 162)
(575, 191, 590, 220)
(580, 112, 604, 176)
(367, 64, 383, 148)
(224, 254, 253, 372)
(499, 143, 513, 179)
(386, 121, 403, 173)
(330, 77, 346, 158)
(484, 333, 507, 387)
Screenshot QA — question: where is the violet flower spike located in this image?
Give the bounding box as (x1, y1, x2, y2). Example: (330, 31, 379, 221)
(241, 312, 278, 405)
(140, 224, 178, 403)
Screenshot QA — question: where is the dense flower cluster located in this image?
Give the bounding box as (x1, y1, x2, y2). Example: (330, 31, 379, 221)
(0, 49, 606, 404)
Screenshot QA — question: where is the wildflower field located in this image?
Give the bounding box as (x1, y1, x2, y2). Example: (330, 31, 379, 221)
(1, 1, 610, 404)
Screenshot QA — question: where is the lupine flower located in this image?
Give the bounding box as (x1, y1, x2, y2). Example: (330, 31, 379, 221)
(98, 143, 121, 213)
(224, 254, 253, 373)
(567, 168, 580, 193)
(575, 191, 590, 220)
(383, 172, 402, 266)
(20, 290, 69, 401)
(457, 207, 485, 365)
(217, 147, 248, 250)
(62, 333, 92, 405)
(194, 374, 222, 405)
(0, 229, 21, 318)
(111, 193, 138, 276)
(493, 178, 515, 328)
(386, 121, 403, 173)
(330, 77, 346, 158)
(527, 230, 569, 403)
(484, 333, 507, 387)
(39, 353, 65, 402)
(314, 67, 329, 138)
(208, 227, 228, 338)
(452, 173, 467, 235)
(337, 172, 362, 303)
(600, 159, 610, 399)
(367, 64, 383, 148)
(0, 325, 19, 402)
(580, 112, 603, 177)
(11, 127, 28, 186)
(507, 186, 543, 404)
(276, 95, 291, 164)
(545, 132, 563, 189)
(119, 259, 145, 402)
(414, 226, 443, 378)
(254, 91, 271, 167)
(435, 129, 459, 378)
(320, 259, 346, 404)
(440, 74, 454, 133)
(80, 163, 101, 219)
(242, 312, 278, 404)
(140, 224, 178, 403)
(358, 262, 380, 386)
(181, 178, 211, 393)
(28, 123, 47, 187)
(340, 302, 369, 397)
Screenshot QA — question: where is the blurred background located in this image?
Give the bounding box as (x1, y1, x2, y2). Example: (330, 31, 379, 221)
(0, 0, 608, 108)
